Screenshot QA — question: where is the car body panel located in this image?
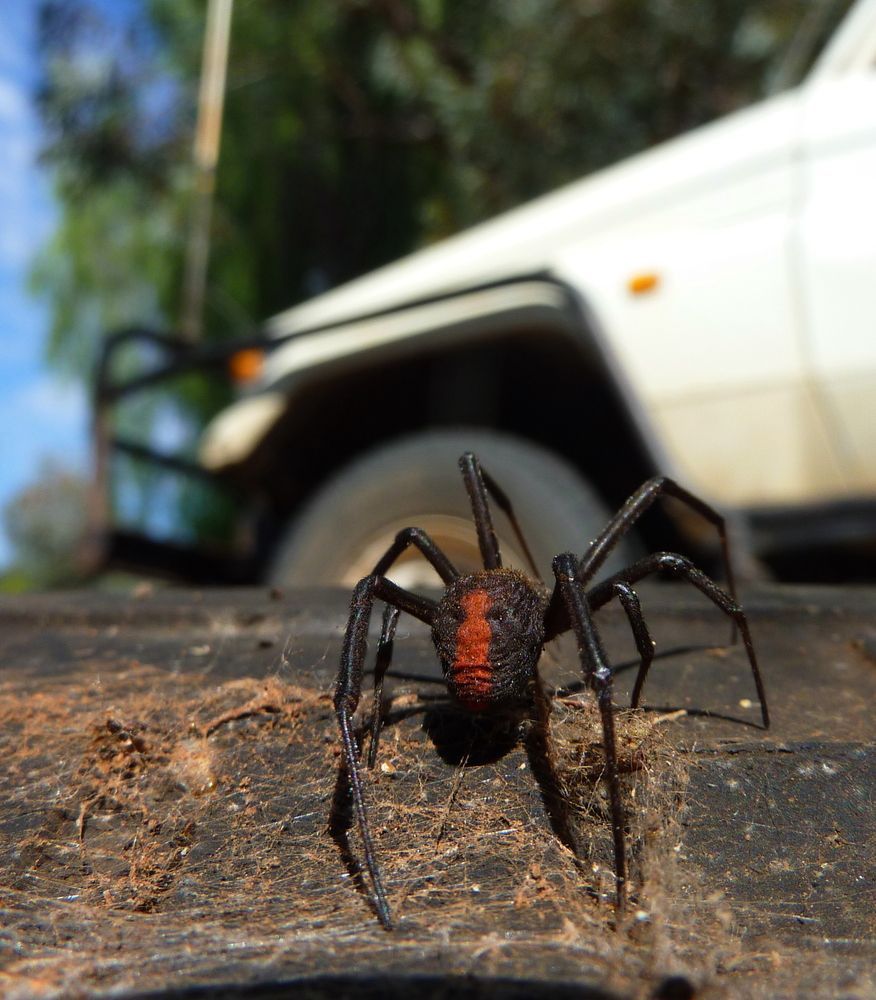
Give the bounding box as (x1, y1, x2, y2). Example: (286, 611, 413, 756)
(201, 0, 876, 514)
(798, 68, 876, 491)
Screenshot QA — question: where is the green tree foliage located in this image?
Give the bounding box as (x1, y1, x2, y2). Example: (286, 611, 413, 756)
(35, 0, 830, 368)
(2, 461, 90, 589)
(33, 0, 189, 373)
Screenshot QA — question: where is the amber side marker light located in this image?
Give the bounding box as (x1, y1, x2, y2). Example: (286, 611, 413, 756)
(627, 272, 660, 295)
(228, 347, 265, 383)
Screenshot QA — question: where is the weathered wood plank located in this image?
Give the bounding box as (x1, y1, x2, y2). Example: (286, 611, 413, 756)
(0, 585, 873, 999)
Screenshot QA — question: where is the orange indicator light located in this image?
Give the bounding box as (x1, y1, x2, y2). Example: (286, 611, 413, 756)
(228, 348, 265, 383)
(627, 272, 660, 295)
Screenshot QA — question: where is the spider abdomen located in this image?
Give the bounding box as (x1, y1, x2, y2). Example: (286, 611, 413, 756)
(432, 569, 548, 712)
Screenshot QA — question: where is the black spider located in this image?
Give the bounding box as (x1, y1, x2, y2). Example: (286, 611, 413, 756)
(333, 452, 769, 929)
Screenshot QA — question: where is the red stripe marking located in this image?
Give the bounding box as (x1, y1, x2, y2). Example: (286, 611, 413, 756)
(452, 590, 493, 706)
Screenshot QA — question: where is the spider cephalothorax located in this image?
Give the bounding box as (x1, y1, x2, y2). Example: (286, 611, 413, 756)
(432, 569, 548, 712)
(332, 451, 769, 930)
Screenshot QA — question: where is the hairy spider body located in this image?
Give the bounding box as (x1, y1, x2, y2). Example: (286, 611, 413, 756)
(332, 452, 769, 930)
(433, 569, 548, 712)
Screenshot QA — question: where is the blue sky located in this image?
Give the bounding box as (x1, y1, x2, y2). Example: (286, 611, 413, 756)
(0, 0, 87, 567)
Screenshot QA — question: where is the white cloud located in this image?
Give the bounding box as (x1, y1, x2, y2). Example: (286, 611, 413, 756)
(10, 373, 88, 427)
(0, 77, 27, 123)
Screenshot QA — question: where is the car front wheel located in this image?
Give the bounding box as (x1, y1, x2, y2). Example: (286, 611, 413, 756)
(268, 430, 634, 588)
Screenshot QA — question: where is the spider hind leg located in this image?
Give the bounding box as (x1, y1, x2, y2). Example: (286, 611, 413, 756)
(587, 552, 769, 727)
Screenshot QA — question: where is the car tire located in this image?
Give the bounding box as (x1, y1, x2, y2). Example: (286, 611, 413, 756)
(268, 429, 636, 588)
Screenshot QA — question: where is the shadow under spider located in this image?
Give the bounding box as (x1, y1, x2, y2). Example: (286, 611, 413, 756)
(422, 696, 603, 867)
(330, 689, 601, 902)
(422, 702, 522, 766)
(638, 704, 764, 729)
(555, 641, 765, 729)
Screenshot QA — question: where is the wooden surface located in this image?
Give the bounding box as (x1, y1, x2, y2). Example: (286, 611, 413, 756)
(0, 584, 873, 999)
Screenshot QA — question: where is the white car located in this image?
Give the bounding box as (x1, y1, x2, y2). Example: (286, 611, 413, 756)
(193, 0, 876, 585)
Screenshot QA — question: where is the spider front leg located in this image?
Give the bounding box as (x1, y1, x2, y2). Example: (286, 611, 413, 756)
(460, 451, 542, 578)
(372, 526, 459, 583)
(334, 574, 436, 930)
(365, 527, 456, 765)
(367, 604, 400, 769)
(552, 553, 628, 911)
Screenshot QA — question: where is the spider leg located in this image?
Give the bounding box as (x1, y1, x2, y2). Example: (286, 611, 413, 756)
(587, 553, 769, 727)
(479, 465, 542, 580)
(460, 451, 544, 577)
(334, 574, 436, 930)
(553, 552, 627, 911)
(609, 581, 655, 712)
(545, 476, 739, 643)
(459, 452, 502, 569)
(366, 529, 452, 762)
(367, 604, 400, 769)
(372, 526, 459, 583)
(580, 477, 738, 605)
